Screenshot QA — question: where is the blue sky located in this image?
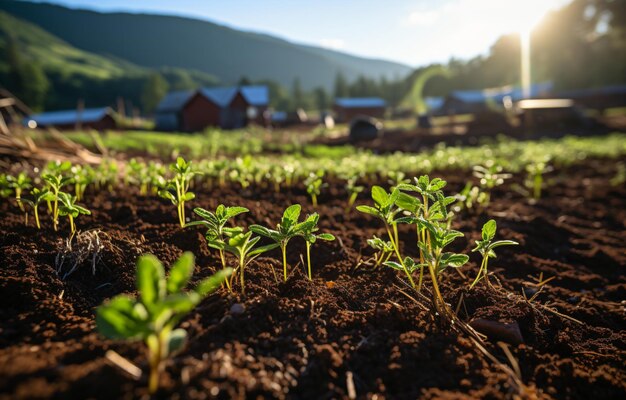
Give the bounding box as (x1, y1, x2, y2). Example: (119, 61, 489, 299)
(32, 0, 570, 66)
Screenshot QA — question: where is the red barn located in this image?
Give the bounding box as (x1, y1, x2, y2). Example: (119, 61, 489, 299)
(333, 97, 386, 122)
(155, 85, 269, 132)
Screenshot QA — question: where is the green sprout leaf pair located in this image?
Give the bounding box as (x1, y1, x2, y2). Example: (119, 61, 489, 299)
(470, 219, 518, 289)
(158, 157, 196, 227)
(97, 252, 232, 394)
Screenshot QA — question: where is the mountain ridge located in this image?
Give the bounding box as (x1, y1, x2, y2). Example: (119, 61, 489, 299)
(0, 1, 411, 90)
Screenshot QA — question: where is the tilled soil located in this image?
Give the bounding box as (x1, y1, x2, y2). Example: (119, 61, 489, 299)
(0, 160, 625, 399)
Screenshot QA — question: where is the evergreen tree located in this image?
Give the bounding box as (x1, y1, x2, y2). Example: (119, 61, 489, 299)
(313, 86, 329, 111)
(333, 71, 349, 98)
(141, 72, 169, 114)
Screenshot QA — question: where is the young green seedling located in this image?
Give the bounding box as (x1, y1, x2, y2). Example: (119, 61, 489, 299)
(304, 172, 324, 207)
(344, 175, 364, 212)
(396, 175, 454, 291)
(470, 219, 518, 289)
(96, 252, 232, 394)
(356, 186, 416, 288)
(186, 204, 249, 290)
(24, 187, 55, 229)
(367, 235, 394, 268)
(158, 157, 196, 227)
(57, 192, 91, 237)
(70, 164, 94, 201)
(525, 161, 552, 200)
(472, 164, 511, 206)
(415, 216, 469, 319)
(42, 173, 72, 231)
(7, 172, 31, 211)
(299, 213, 335, 280)
(250, 204, 309, 282)
(219, 230, 279, 293)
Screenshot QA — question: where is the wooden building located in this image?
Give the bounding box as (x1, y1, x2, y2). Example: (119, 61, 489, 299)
(154, 85, 269, 132)
(333, 97, 386, 122)
(25, 107, 117, 131)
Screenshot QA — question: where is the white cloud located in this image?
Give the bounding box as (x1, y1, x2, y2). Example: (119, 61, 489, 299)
(407, 10, 440, 26)
(319, 38, 345, 50)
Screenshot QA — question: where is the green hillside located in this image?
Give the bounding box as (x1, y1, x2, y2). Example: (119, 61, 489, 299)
(0, 10, 219, 110)
(0, 1, 411, 90)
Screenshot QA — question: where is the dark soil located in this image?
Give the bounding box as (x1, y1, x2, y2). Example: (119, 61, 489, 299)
(0, 159, 625, 399)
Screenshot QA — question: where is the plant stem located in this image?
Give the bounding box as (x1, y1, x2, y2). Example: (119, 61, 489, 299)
(312, 194, 318, 207)
(34, 205, 41, 229)
(306, 241, 312, 280)
(386, 225, 416, 289)
(470, 256, 488, 289)
(281, 243, 288, 281)
(219, 249, 232, 291)
(147, 334, 162, 394)
(239, 256, 246, 294)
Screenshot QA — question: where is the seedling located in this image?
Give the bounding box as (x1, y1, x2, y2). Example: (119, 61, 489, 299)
(42, 173, 72, 231)
(304, 172, 324, 206)
(7, 172, 31, 211)
(356, 186, 416, 288)
(70, 164, 94, 201)
(57, 192, 91, 237)
(250, 204, 310, 282)
(472, 164, 511, 206)
(186, 205, 249, 290)
(525, 161, 552, 200)
(367, 235, 394, 268)
(219, 230, 279, 293)
(470, 219, 518, 289)
(24, 187, 55, 229)
(158, 157, 196, 227)
(96, 252, 232, 394)
(344, 175, 364, 211)
(385, 256, 424, 277)
(395, 176, 453, 290)
(414, 216, 468, 318)
(298, 213, 335, 280)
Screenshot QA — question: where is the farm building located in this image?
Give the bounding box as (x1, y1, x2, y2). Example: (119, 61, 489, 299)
(25, 107, 117, 131)
(333, 97, 386, 122)
(154, 85, 269, 132)
(434, 82, 553, 116)
(0, 88, 31, 134)
(557, 85, 626, 112)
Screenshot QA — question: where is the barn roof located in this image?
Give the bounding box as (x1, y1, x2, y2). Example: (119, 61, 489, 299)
(27, 107, 113, 126)
(155, 90, 195, 113)
(200, 87, 239, 108)
(335, 97, 387, 108)
(240, 85, 269, 106)
(450, 82, 554, 104)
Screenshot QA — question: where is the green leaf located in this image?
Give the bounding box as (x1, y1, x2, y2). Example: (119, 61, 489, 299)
(490, 240, 519, 248)
(356, 205, 381, 218)
(482, 219, 497, 241)
(317, 233, 335, 241)
(195, 267, 233, 296)
(166, 252, 195, 294)
(249, 242, 280, 256)
(371, 186, 388, 207)
(395, 192, 419, 212)
(96, 296, 148, 340)
(383, 261, 405, 271)
(167, 328, 187, 355)
(226, 206, 249, 218)
(282, 204, 301, 225)
(182, 192, 195, 201)
(137, 254, 165, 307)
(440, 253, 469, 268)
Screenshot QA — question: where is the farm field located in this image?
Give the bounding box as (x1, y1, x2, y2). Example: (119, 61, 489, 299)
(1, 133, 625, 399)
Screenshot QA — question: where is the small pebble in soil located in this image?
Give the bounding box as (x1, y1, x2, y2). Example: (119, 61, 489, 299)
(522, 286, 538, 297)
(230, 303, 245, 315)
(567, 296, 580, 304)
